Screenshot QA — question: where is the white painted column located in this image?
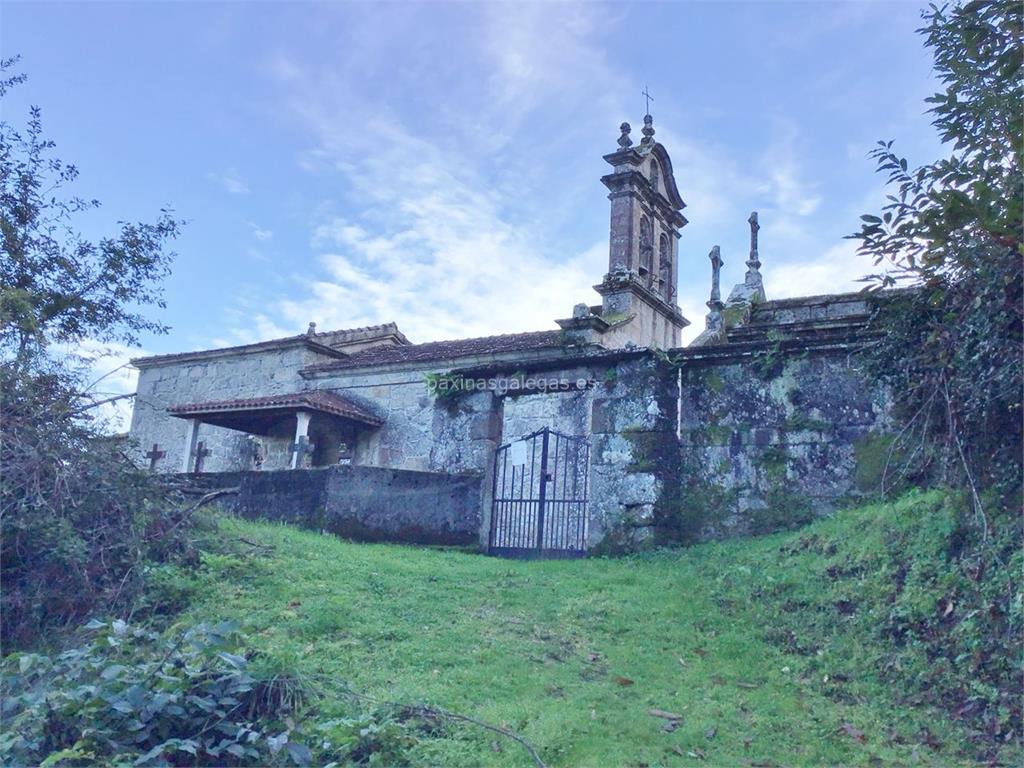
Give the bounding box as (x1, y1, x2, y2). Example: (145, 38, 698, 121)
(291, 410, 312, 469)
(181, 418, 200, 473)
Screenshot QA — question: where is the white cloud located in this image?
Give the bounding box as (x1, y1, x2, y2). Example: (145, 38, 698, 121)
(211, 303, 294, 348)
(753, 118, 823, 243)
(246, 221, 273, 241)
(224, 3, 866, 354)
(237, 6, 636, 344)
(763, 239, 877, 299)
(209, 167, 251, 194)
(70, 339, 145, 434)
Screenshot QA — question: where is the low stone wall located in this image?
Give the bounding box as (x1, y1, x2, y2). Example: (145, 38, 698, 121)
(177, 466, 482, 546)
(675, 343, 892, 539)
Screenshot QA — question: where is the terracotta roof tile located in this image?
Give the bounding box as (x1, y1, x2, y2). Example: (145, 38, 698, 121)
(303, 330, 564, 373)
(168, 390, 384, 427)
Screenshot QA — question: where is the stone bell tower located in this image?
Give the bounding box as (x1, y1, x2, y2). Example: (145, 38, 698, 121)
(594, 114, 689, 348)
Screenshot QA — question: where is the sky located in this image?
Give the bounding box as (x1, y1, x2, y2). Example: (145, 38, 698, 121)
(2, 0, 944, 430)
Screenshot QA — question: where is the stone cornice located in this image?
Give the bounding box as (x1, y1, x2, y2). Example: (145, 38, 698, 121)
(672, 326, 881, 365)
(131, 336, 349, 369)
(594, 273, 691, 329)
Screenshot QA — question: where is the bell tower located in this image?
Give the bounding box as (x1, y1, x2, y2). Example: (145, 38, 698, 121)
(592, 113, 689, 348)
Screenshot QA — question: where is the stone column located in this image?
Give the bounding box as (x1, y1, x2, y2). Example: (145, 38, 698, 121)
(181, 418, 200, 473)
(291, 410, 312, 469)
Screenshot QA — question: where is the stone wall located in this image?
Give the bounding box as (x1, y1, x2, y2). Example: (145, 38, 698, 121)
(501, 387, 592, 442)
(130, 346, 319, 473)
(676, 343, 892, 539)
(587, 354, 679, 550)
(189, 466, 482, 546)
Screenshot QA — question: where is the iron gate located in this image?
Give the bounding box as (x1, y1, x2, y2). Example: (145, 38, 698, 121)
(488, 427, 590, 558)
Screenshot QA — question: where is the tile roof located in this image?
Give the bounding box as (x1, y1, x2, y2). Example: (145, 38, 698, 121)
(314, 322, 410, 350)
(167, 390, 384, 427)
(131, 323, 408, 368)
(302, 329, 564, 373)
(132, 335, 337, 367)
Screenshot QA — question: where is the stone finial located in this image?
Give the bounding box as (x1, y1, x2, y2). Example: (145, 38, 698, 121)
(617, 122, 632, 149)
(306, 322, 317, 336)
(573, 303, 590, 319)
(747, 211, 761, 270)
(640, 113, 655, 146)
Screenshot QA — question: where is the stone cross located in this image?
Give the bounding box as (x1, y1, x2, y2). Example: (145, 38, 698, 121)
(747, 211, 761, 271)
(144, 443, 165, 471)
(192, 441, 211, 474)
(708, 245, 723, 305)
(706, 246, 725, 334)
(290, 435, 315, 467)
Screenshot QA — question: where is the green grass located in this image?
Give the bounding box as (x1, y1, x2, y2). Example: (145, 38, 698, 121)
(180, 494, 998, 767)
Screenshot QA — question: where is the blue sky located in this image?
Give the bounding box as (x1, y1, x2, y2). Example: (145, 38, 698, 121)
(3, 1, 942, 426)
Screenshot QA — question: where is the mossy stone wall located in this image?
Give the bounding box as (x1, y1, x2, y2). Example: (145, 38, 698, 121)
(677, 347, 892, 539)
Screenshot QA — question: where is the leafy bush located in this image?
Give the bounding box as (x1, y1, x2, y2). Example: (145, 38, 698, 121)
(0, 364, 202, 649)
(851, 1, 1022, 515)
(316, 711, 420, 766)
(1, 620, 328, 767)
(0, 617, 443, 767)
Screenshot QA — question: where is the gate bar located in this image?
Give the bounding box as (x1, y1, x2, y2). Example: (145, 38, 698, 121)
(534, 428, 549, 550)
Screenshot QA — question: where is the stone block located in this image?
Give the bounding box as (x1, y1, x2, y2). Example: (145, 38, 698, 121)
(469, 410, 501, 440)
(591, 398, 613, 433)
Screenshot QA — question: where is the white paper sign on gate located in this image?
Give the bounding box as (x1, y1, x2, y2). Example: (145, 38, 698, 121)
(509, 440, 529, 467)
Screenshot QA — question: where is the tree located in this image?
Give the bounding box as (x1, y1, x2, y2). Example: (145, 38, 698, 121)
(0, 59, 179, 367)
(850, 2, 1022, 744)
(0, 57, 189, 648)
(851, 0, 1022, 521)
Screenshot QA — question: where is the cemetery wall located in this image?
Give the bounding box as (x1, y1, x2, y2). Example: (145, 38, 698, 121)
(180, 465, 482, 546)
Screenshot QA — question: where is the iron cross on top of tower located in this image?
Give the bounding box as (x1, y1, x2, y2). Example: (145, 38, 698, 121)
(642, 85, 654, 116)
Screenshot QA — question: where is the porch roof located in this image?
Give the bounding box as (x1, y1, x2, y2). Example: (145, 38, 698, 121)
(167, 390, 384, 434)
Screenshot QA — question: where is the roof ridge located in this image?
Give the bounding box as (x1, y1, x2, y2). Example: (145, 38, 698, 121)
(398, 328, 560, 348)
(314, 321, 400, 335)
(300, 328, 564, 375)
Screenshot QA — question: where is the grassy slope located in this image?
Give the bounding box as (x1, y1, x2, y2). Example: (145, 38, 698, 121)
(183, 494, 990, 767)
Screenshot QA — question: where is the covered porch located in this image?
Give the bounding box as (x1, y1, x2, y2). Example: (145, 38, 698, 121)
(168, 390, 384, 472)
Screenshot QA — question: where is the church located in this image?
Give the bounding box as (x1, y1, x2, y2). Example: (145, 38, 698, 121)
(129, 113, 891, 554)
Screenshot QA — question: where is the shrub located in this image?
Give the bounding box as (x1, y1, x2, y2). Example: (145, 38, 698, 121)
(0, 364, 200, 649)
(0, 617, 440, 767)
(0, 620, 327, 767)
(851, 1, 1022, 516)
